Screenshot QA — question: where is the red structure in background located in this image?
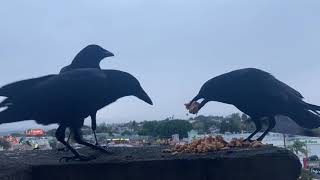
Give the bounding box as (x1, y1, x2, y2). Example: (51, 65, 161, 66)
(25, 129, 45, 136)
(303, 158, 307, 168)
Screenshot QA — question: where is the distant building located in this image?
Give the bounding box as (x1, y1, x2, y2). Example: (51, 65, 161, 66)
(187, 130, 206, 142)
(6, 135, 19, 145)
(172, 134, 180, 143)
(209, 126, 219, 134)
(188, 130, 199, 139)
(25, 129, 45, 136)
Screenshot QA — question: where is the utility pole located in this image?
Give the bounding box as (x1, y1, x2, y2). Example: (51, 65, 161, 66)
(283, 134, 287, 149)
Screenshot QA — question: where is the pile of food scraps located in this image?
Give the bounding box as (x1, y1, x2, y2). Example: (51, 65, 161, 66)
(162, 136, 266, 154)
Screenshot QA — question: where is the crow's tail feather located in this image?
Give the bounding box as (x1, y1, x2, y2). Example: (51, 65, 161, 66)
(306, 103, 320, 115)
(289, 103, 320, 129)
(0, 98, 11, 108)
(0, 107, 26, 124)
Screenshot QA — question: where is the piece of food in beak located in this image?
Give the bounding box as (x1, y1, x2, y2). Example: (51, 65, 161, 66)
(184, 103, 191, 110)
(188, 101, 200, 114)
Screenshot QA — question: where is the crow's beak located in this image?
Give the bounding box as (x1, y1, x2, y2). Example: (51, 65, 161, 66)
(104, 50, 114, 57)
(137, 89, 153, 105)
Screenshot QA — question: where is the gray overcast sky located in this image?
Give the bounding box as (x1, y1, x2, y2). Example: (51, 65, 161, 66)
(0, 0, 319, 131)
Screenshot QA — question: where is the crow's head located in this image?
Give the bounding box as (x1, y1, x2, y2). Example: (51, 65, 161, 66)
(71, 44, 114, 68)
(105, 70, 153, 105)
(82, 44, 114, 58)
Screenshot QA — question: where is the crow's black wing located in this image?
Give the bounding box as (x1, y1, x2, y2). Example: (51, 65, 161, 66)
(0, 69, 109, 125)
(259, 72, 304, 103)
(199, 68, 303, 104)
(0, 75, 56, 97)
(0, 75, 56, 107)
(28, 69, 108, 112)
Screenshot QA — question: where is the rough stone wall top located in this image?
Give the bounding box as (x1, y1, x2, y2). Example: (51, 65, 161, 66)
(0, 146, 301, 180)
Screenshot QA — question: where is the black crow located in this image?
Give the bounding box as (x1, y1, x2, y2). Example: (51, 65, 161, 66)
(186, 68, 320, 141)
(0, 69, 153, 161)
(0, 44, 114, 146)
(0, 44, 114, 109)
(60, 44, 114, 145)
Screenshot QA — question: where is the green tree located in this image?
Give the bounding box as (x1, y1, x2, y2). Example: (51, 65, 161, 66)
(219, 114, 242, 133)
(96, 122, 114, 136)
(155, 120, 192, 138)
(121, 130, 133, 136)
(81, 125, 92, 135)
(299, 169, 314, 180)
(288, 140, 308, 156)
(241, 113, 248, 122)
(138, 120, 192, 138)
(192, 115, 221, 134)
(130, 121, 138, 131)
(229, 113, 241, 122)
(138, 121, 158, 136)
(241, 120, 255, 132)
(219, 120, 229, 133)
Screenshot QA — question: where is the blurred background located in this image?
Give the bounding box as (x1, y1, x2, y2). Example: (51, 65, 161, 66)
(0, 0, 319, 130)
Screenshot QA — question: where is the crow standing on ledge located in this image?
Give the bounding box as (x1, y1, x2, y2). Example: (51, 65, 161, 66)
(60, 44, 114, 145)
(0, 69, 153, 161)
(186, 68, 320, 141)
(0, 44, 114, 145)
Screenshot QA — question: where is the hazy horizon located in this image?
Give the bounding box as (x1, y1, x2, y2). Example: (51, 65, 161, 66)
(0, 0, 320, 131)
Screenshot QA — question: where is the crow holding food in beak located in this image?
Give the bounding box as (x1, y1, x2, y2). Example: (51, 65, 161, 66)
(186, 68, 320, 141)
(0, 69, 153, 161)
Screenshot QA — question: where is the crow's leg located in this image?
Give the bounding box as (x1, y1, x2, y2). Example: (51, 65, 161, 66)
(90, 113, 99, 145)
(57, 131, 71, 152)
(56, 125, 94, 162)
(66, 130, 72, 142)
(72, 127, 112, 154)
(244, 118, 262, 142)
(256, 117, 276, 141)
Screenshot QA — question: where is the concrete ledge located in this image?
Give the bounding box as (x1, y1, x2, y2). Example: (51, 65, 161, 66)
(0, 146, 301, 180)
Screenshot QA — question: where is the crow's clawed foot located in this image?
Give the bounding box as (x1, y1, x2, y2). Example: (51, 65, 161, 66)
(94, 145, 113, 154)
(59, 154, 96, 162)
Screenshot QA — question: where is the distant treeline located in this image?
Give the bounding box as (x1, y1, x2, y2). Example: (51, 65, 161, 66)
(45, 113, 320, 139)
